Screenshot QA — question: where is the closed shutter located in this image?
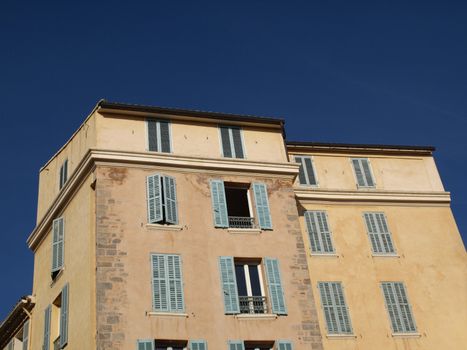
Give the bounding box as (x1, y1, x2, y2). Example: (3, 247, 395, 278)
(295, 156, 317, 186)
(294, 157, 307, 185)
(43, 305, 51, 350)
(22, 320, 30, 350)
(147, 119, 159, 151)
(381, 282, 417, 333)
(219, 257, 240, 314)
(220, 126, 232, 158)
(210, 180, 229, 228)
(147, 120, 171, 153)
(60, 283, 69, 347)
(163, 175, 178, 224)
(52, 217, 64, 273)
(189, 340, 207, 350)
(151, 254, 185, 312)
(352, 158, 375, 187)
(277, 341, 293, 350)
(147, 174, 163, 224)
(363, 213, 395, 254)
(253, 183, 272, 229)
(318, 282, 352, 334)
(137, 340, 154, 350)
(228, 341, 244, 350)
(304, 211, 334, 253)
(231, 127, 244, 158)
(159, 121, 171, 153)
(264, 258, 287, 315)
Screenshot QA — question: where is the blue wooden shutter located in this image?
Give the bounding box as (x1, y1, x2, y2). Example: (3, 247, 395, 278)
(159, 120, 171, 153)
(189, 340, 207, 350)
(352, 158, 365, 187)
(228, 341, 244, 350)
(304, 211, 334, 253)
(137, 340, 154, 350)
(294, 157, 307, 185)
(60, 283, 69, 347)
(210, 180, 228, 228)
(163, 175, 178, 224)
(231, 127, 244, 158)
(381, 282, 417, 333)
(220, 126, 232, 157)
(352, 158, 374, 187)
(147, 119, 159, 151)
(52, 217, 64, 273)
(167, 255, 185, 312)
(361, 159, 374, 186)
(22, 320, 30, 350)
(151, 254, 168, 311)
(264, 258, 286, 314)
(219, 257, 240, 314)
(147, 174, 163, 223)
(363, 213, 395, 254)
(277, 341, 293, 350)
(318, 282, 352, 334)
(253, 183, 272, 229)
(43, 305, 51, 350)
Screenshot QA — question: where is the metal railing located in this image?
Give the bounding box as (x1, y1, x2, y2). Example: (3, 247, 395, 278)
(239, 295, 268, 314)
(228, 216, 256, 229)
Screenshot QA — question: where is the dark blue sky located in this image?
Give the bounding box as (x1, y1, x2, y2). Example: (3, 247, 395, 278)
(1, 1, 465, 319)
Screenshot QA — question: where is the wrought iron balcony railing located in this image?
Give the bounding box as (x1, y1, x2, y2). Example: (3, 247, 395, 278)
(228, 216, 257, 229)
(239, 295, 268, 314)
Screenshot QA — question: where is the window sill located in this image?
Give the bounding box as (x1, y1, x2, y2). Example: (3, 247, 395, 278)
(371, 253, 399, 258)
(146, 311, 188, 318)
(326, 334, 357, 339)
(356, 186, 376, 190)
(310, 253, 339, 258)
(227, 228, 262, 234)
(50, 268, 65, 287)
(391, 332, 421, 338)
(146, 224, 183, 231)
(235, 314, 278, 320)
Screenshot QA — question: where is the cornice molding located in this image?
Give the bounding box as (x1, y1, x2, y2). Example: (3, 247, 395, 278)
(27, 149, 299, 250)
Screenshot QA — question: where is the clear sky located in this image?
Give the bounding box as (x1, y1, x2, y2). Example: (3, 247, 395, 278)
(1, 0, 465, 320)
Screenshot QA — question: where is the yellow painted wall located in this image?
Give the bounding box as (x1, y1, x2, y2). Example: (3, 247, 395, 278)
(29, 174, 96, 350)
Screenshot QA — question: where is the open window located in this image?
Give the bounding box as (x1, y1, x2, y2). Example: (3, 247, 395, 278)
(244, 341, 275, 350)
(155, 340, 187, 350)
(225, 183, 255, 229)
(235, 258, 267, 314)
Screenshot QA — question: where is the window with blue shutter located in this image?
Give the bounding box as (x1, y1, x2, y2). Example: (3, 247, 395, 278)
(151, 254, 185, 313)
(147, 174, 179, 225)
(22, 320, 30, 350)
(317, 282, 352, 334)
(219, 126, 245, 159)
(189, 340, 207, 350)
(277, 340, 293, 350)
(219, 257, 240, 314)
(147, 119, 171, 153)
(137, 340, 154, 350)
(294, 156, 318, 186)
(264, 258, 286, 315)
(52, 217, 65, 276)
(59, 159, 68, 190)
(210, 180, 229, 228)
(228, 341, 245, 350)
(381, 282, 417, 333)
(363, 212, 396, 254)
(351, 158, 375, 188)
(43, 305, 52, 350)
(60, 284, 69, 348)
(304, 211, 335, 254)
(253, 183, 272, 229)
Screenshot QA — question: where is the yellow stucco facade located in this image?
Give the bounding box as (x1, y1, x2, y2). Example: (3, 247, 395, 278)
(2, 100, 465, 350)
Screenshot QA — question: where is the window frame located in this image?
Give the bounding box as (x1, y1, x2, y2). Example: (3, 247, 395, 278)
(59, 159, 68, 190)
(362, 212, 397, 255)
(304, 210, 336, 255)
(294, 155, 318, 187)
(146, 119, 173, 153)
(146, 173, 179, 225)
(380, 281, 417, 334)
(317, 281, 353, 335)
(218, 125, 246, 159)
(350, 157, 376, 189)
(51, 217, 65, 278)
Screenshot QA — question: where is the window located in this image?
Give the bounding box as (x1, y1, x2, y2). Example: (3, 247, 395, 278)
(363, 212, 396, 254)
(219, 257, 286, 315)
(59, 159, 68, 190)
(317, 282, 352, 334)
(381, 282, 417, 333)
(351, 158, 375, 188)
(43, 305, 52, 350)
(147, 119, 171, 153)
(136, 340, 207, 350)
(210, 180, 272, 230)
(294, 156, 318, 186)
(151, 254, 185, 313)
(49, 284, 69, 350)
(147, 174, 178, 225)
(51, 217, 65, 278)
(219, 125, 245, 158)
(304, 211, 335, 254)
(227, 341, 293, 350)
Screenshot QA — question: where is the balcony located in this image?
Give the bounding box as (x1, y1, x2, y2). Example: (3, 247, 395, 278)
(228, 216, 257, 229)
(239, 296, 268, 314)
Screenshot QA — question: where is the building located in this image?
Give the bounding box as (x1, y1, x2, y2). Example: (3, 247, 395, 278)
(0, 100, 465, 350)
